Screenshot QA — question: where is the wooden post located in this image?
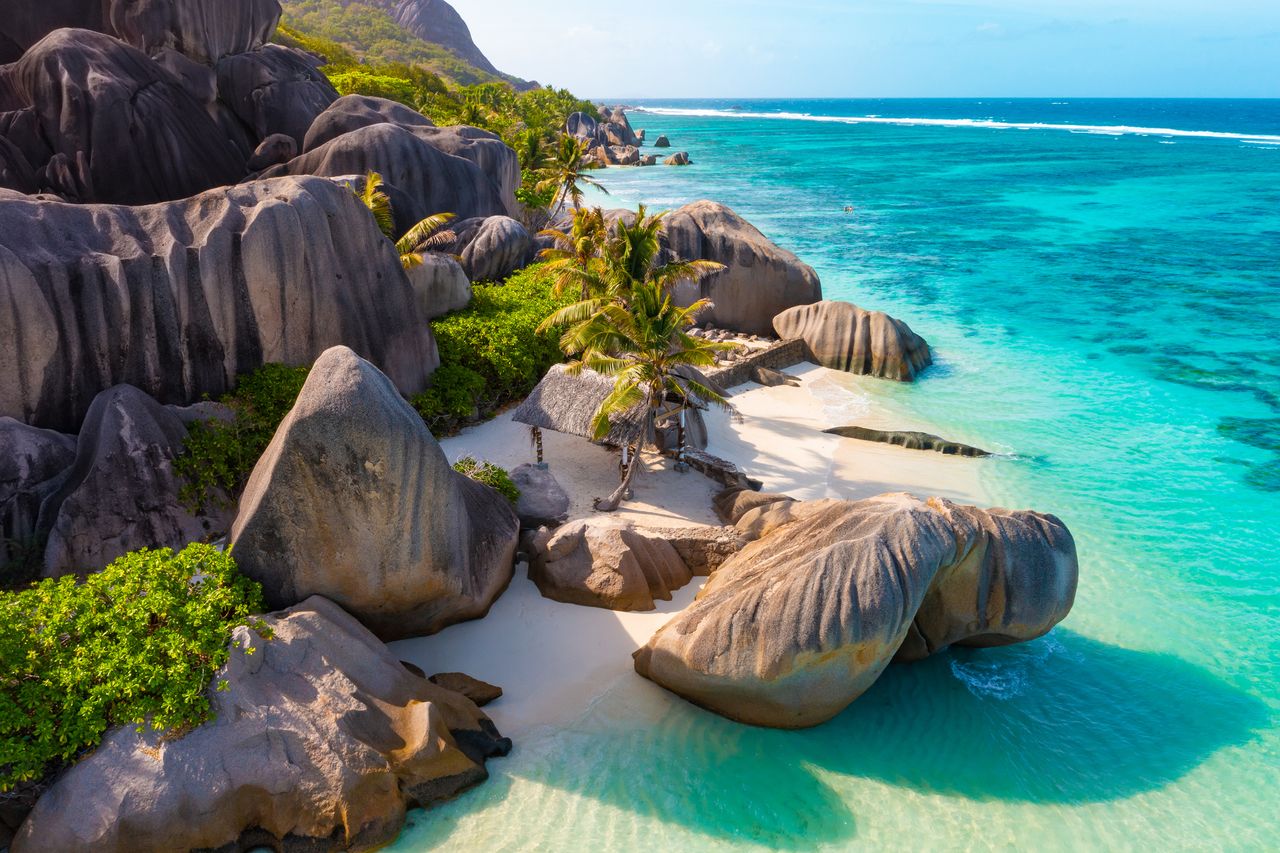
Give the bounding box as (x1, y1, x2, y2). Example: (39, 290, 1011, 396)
(532, 427, 544, 464)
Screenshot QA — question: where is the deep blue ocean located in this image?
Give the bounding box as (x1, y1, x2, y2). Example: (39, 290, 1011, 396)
(397, 100, 1280, 850)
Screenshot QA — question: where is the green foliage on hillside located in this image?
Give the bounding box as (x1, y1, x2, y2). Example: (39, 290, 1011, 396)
(278, 1, 504, 87)
(452, 456, 520, 503)
(413, 265, 572, 435)
(0, 544, 267, 790)
(175, 364, 311, 513)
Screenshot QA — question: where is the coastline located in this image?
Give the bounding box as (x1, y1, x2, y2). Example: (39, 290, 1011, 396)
(393, 361, 992, 737)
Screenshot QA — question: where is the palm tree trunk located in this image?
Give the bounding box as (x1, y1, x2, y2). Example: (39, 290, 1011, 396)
(595, 445, 642, 512)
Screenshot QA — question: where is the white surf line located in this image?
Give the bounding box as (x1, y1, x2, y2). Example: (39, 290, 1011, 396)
(633, 107, 1280, 144)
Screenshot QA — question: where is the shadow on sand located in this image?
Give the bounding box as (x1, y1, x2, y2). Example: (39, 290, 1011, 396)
(403, 629, 1268, 849)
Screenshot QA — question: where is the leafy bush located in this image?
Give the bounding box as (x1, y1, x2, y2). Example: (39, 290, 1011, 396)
(410, 364, 486, 435)
(430, 265, 572, 417)
(0, 544, 267, 790)
(175, 364, 310, 513)
(452, 456, 520, 504)
(327, 68, 418, 104)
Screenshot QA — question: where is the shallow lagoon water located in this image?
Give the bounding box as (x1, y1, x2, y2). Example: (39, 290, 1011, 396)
(394, 101, 1279, 850)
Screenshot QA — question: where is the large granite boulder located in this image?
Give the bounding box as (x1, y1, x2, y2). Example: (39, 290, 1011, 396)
(11, 596, 511, 852)
(530, 518, 693, 611)
(9, 28, 250, 203)
(0, 175, 437, 432)
(408, 253, 472, 319)
(0, 0, 280, 65)
(451, 215, 533, 281)
(659, 201, 822, 335)
(565, 111, 598, 141)
(245, 131, 297, 172)
(303, 93, 435, 152)
(635, 494, 1078, 728)
(38, 385, 231, 577)
(0, 419, 74, 568)
(712, 487, 794, 525)
(262, 123, 509, 225)
(510, 463, 570, 528)
(773, 300, 932, 382)
(229, 347, 519, 640)
(215, 43, 338, 148)
(302, 97, 518, 217)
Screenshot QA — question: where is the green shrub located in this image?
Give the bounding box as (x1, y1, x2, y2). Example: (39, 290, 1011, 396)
(410, 364, 486, 435)
(175, 364, 310, 513)
(452, 456, 520, 504)
(0, 544, 267, 790)
(430, 265, 572, 415)
(327, 68, 418, 103)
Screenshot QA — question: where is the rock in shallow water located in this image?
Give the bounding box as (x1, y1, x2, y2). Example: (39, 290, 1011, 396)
(773, 299, 933, 382)
(11, 596, 511, 852)
(230, 346, 519, 640)
(634, 494, 1078, 728)
(824, 425, 992, 457)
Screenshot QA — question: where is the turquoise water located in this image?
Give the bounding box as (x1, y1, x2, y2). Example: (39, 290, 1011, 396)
(397, 101, 1280, 849)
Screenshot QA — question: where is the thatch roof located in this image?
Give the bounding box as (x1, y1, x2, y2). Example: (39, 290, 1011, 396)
(512, 364, 724, 448)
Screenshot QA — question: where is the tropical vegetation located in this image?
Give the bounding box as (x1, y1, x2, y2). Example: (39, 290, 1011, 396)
(537, 207, 733, 510)
(452, 456, 521, 504)
(0, 545, 267, 790)
(355, 172, 456, 269)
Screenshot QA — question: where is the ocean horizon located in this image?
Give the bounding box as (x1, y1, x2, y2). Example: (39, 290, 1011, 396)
(392, 96, 1280, 850)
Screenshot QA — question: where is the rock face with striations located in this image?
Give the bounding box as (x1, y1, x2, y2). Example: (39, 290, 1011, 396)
(7, 28, 251, 203)
(634, 494, 1079, 728)
(263, 123, 512, 225)
(773, 300, 932, 381)
(0, 176, 437, 432)
(657, 201, 823, 335)
(11, 595, 512, 852)
(0, 419, 75, 567)
(450, 215, 533, 281)
(214, 43, 338, 147)
(38, 385, 232, 577)
(302, 93, 436, 152)
(230, 347, 519, 640)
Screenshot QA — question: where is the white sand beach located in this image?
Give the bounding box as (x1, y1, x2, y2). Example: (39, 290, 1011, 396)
(393, 362, 989, 736)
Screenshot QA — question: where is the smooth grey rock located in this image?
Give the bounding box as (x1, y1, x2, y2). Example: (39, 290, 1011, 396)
(774, 300, 932, 382)
(262, 123, 509, 225)
(635, 494, 1079, 728)
(510, 463, 570, 528)
(565, 111, 598, 140)
(654, 134, 671, 148)
(11, 596, 511, 852)
(0, 418, 75, 568)
(659, 201, 823, 335)
(0, 175, 437, 432)
(38, 385, 231, 577)
(408, 253, 472, 319)
(824, 425, 991, 457)
(245, 132, 297, 172)
(10, 28, 249, 203)
(229, 347, 519, 640)
(216, 44, 338, 148)
(451, 215, 533, 281)
(302, 93, 435, 152)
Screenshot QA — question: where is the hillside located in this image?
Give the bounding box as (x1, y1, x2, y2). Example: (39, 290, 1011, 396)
(280, 0, 534, 90)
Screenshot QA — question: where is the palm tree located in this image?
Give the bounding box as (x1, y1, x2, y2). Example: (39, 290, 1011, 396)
(538, 134, 608, 219)
(565, 278, 735, 511)
(355, 172, 457, 270)
(538, 206, 607, 300)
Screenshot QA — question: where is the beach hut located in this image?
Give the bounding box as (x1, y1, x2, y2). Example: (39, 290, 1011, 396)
(511, 364, 717, 471)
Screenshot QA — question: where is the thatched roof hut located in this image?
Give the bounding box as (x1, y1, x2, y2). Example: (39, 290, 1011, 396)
(512, 364, 722, 450)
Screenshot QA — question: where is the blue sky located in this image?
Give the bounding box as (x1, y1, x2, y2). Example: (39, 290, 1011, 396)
(450, 0, 1280, 98)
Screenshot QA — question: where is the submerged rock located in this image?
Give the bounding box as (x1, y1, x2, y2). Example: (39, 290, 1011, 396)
(230, 347, 519, 640)
(11, 596, 511, 852)
(634, 494, 1078, 728)
(38, 385, 231, 577)
(0, 175, 436, 432)
(824, 425, 992, 457)
(773, 300, 932, 381)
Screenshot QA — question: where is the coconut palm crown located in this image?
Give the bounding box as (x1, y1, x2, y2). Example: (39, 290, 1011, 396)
(355, 172, 456, 270)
